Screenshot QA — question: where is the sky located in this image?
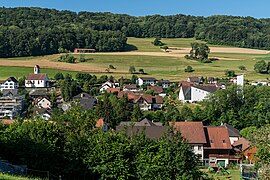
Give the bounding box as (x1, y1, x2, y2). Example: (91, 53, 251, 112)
(1, 0, 270, 18)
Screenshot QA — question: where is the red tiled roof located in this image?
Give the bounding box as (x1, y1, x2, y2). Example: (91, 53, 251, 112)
(147, 86, 163, 94)
(106, 88, 121, 93)
(96, 118, 104, 128)
(232, 137, 250, 151)
(0, 119, 16, 124)
(204, 126, 232, 149)
(26, 74, 47, 80)
(134, 94, 163, 104)
(123, 84, 138, 89)
(169, 122, 207, 144)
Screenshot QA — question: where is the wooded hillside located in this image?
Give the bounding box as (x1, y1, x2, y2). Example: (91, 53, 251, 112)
(1, 7, 270, 57)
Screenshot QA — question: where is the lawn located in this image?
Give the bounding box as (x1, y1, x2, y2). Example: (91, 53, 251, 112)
(1, 38, 270, 81)
(0, 66, 79, 80)
(205, 169, 241, 180)
(0, 173, 40, 180)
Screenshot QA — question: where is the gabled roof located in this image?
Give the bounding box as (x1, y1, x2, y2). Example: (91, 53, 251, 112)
(6, 77, 18, 83)
(106, 88, 121, 93)
(139, 77, 157, 81)
(158, 80, 170, 84)
(169, 122, 207, 144)
(147, 86, 164, 94)
(193, 84, 219, 93)
(232, 138, 250, 151)
(116, 126, 169, 139)
(204, 126, 232, 149)
(123, 84, 138, 89)
(181, 85, 191, 100)
(134, 95, 163, 104)
(73, 92, 97, 109)
(26, 74, 48, 81)
(119, 118, 163, 127)
(2, 89, 18, 97)
(29, 90, 47, 97)
(222, 123, 240, 137)
(188, 77, 202, 82)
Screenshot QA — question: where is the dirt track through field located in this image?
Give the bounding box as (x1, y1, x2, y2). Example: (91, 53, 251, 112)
(0, 46, 269, 73)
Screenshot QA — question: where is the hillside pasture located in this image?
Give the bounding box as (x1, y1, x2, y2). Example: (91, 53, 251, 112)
(1, 38, 270, 81)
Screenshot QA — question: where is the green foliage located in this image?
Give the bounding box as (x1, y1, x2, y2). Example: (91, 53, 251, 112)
(54, 72, 64, 80)
(238, 65, 247, 71)
(185, 65, 194, 72)
(254, 60, 269, 74)
(1, 7, 270, 58)
(153, 37, 164, 46)
(129, 66, 136, 74)
(225, 70, 236, 77)
(240, 126, 257, 139)
(59, 54, 76, 63)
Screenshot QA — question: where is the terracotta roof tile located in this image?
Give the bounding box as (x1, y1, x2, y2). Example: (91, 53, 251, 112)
(204, 126, 232, 149)
(147, 86, 164, 94)
(26, 74, 48, 80)
(232, 138, 250, 151)
(169, 122, 207, 144)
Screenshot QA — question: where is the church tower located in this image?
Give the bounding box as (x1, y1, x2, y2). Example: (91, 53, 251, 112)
(34, 65, 40, 74)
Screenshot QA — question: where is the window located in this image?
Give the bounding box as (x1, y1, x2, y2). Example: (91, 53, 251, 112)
(210, 140, 213, 143)
(222, 140, 226, 143)
(198, 145, 202, 150)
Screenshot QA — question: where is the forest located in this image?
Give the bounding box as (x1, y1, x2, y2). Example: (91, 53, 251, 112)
(1, 7, 270, 57)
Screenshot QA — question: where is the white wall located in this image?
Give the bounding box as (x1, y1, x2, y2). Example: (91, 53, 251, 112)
(25, 76, 48, 88)
(178, 87, 185, 101)
(191, 87, 209, 102)
(0, 80, 18, 91)
(38, 98, 51, 109)
(229, 137, 239, 145)
(191, 144, 204, 162)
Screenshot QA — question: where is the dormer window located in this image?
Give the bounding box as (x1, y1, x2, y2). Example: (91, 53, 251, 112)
(222, 140, 226, 143)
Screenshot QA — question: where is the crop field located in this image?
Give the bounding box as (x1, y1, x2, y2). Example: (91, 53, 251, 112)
(0, 38, 270, 81)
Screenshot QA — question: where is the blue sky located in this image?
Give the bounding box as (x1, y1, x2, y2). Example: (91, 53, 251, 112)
(1, 0, 270, 18)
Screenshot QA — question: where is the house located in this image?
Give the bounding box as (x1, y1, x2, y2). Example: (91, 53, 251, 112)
(221, 123, 240, 144)
(25, 65, 49, 88)
(169, 122, 207, 162)
(207, 77, 217, 84)
(123, 84, 140, 92)
(100, 81, 119, 93)
(137, 77, 157, 86)
(147, 86, 164, 94)
(203, 126, 240, 167)
(134, 94, 163, 111)
(178, 84, 219, 102)
(0, 77, 19, 92)
(36, 97, 51, 109)
(119, 118, 163, 127)
(118, 91, 163, 111)
(232, 138, 257, 163)
(251, 81, 268, 86)
(187, 77, 202, 84)
(2, 89, 18, 97)
(73, 92, 97, 109)
(106, 88, 121, 94)
(0, 95, 24, 119)
(158, 80, 170, 89)
(33, 107, 51, 120)
(29, 89, 48, 99)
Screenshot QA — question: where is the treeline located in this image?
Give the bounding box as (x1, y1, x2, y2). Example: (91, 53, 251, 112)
(0, 107, 204, 179)
(0, 26, 126, 57)
(1, 7, 270, 57)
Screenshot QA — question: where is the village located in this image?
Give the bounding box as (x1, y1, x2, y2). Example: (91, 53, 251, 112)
(0, 64, 259, 174)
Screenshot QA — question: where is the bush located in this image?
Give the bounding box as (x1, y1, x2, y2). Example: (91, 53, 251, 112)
(185, 66, 194, 72)
(225, 70, 236, 77)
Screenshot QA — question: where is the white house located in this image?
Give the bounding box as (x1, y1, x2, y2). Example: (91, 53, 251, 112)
(25, 65, 49, 88)
(137, 77, 157, 86)
(0, 77, 19, 92)
(0, 95, 24, 119)
(179, 84, 219, 102)
(134, 95, 163, 111)
(100, 81, 119, 93)
(37, 97, 51, 109)
(158, 80, 170, 89)
(169, 122, 207, 163)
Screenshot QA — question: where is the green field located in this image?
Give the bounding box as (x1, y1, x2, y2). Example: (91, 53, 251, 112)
(0, 173, 40, 180)
(0, 66, 79, 80)
(1, 38, 270, 81)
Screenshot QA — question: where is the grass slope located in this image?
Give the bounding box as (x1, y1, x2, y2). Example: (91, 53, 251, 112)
(0, 173, 40, 180)
(1, 38, 270, 81)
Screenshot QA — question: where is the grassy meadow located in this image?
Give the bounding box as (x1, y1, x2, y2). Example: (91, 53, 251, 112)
(0, 37, 270, 81)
